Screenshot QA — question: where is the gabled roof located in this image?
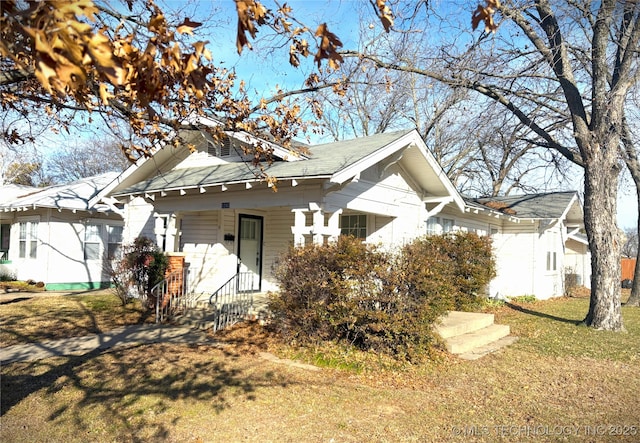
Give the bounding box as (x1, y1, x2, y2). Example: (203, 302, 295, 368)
(466, 191, 582, 222)
(110, 129, 465, 211)
(0, 184, 38, 205)
(113, 130, 412, 195)
(1, 172, 120, 212)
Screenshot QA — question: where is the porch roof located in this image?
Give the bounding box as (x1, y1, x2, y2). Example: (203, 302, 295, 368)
(0, 172, 119, 212)
(112, 129, 418, 197)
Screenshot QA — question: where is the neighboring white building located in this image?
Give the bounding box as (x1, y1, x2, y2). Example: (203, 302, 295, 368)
(435, 192, 590, 300)
(103, 121, 591, 300)
(0, 173, 124, 290)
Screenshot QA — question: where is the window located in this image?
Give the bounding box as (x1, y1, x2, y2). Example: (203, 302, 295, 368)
(0, 223, 9, 260)
(340, 214, 367, 239)
(84, 224, 102, 260)
(426, 217, 454, 235)
(546, 251, 557, 271)
(442, 218, 454, 233)
(19, 221, 38, 259)
(546, 231, 558, 272)
(240, 218, 258, 240)
(107, 225, 123, 259)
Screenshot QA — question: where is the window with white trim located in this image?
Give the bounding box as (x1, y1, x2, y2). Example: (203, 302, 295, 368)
(84, 224, 102, 260)
(107, 225, 123, 259)
(426, 217, 454, 235)
(546, 231, 558, 271)
(1, 223, 10, 259)
(19, 221, 39, 259)
(340, 214, 367, 239)
(83, 222, 124, 260)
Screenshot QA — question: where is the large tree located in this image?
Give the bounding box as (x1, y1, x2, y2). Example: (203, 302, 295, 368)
(46, 137, 131, 184)
(0, 0, 365, 166)
(333, 0, 640, 330)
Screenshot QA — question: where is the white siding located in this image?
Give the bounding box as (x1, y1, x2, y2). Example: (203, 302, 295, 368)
(262, 208, 296, 291)
(178, 210, 236, 297)
(565, 238, 591, 289)
(328, 164, 428, 247)
(5, 209, 122, 288)
(123, 196, 155, 242)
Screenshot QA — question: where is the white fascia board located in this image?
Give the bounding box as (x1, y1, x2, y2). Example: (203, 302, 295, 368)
(89, 162, 140, 207)
(464, 203, 498, 218)
(409, 132, 465, 212)
(423, 196, 454, 204)
(329, 132, 414, 186)
(559, 192, 581, 222)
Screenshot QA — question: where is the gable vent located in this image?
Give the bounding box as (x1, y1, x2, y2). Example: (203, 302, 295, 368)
(220, 136, 231, 156)
(207, 135, 232, 157)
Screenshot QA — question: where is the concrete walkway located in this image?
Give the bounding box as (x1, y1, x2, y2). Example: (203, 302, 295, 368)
(0, 324, 213, 364)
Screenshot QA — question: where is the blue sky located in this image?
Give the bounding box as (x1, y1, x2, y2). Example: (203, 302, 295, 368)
(30, 1, 640, 228)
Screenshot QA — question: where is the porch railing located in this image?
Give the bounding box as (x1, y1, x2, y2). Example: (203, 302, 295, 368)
(207, 272, 258, 332)
(152, 267, 193, 323)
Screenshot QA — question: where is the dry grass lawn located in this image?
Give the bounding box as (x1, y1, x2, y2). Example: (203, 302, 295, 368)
(0, 290, 153, 347)
(1, 290, 639, 442)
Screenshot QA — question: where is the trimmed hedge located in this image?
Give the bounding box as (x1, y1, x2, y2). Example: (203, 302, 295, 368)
(269, 232, 496, 361)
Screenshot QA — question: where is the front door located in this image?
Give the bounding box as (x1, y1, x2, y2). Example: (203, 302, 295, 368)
(238, 214, 263, 292)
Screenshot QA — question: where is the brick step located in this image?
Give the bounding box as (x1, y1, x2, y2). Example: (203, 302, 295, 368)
(434, 311, 495, 339)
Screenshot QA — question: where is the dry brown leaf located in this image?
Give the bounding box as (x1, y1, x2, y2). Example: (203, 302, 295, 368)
(176, 18, 202, 35)
(472, 0, 500, 33)
(376, 0, 394, 32)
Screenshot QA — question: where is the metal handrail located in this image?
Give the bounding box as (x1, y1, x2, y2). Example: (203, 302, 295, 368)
(152, 268, 190, 323)
(206, 271, 259, 332)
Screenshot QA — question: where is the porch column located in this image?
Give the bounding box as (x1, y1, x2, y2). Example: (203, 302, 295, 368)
(291, 209, 308, 246)
(326, 209, 343, 242)
(312, 209, 324, 245)
(154, 212, 178, 252)
(166, 213, 179, 252)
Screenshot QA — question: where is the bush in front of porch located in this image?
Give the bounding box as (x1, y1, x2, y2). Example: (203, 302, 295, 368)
(269, 233, 495, 362)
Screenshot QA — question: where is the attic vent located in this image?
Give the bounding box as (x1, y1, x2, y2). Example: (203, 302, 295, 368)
(220, 136, 231, 156)
(207, 135, 232, 157)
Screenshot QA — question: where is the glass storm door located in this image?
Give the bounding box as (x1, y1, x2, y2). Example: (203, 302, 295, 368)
(238, 215, 262, 292)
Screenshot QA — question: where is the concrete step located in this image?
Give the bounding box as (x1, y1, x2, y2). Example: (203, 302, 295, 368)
(434, 311, 495, 339)
(173, 315, 216, 331)
(457, 335, 519, 361)
(444, 323, 511, 354)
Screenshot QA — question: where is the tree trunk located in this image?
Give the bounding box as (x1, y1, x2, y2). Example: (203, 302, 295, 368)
(582, 159, 624, 330)
(624, 187, 640, 306)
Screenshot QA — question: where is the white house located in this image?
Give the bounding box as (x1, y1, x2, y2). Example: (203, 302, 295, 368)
(0, 172, 125, 290)
(105, 121, 591, 301)
(432, 192, 590, 299)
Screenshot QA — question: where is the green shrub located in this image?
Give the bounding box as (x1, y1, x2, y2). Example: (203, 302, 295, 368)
(404, 232, 496, 310)
(269, 232, 496, 362)
(0, 270, 16, 282)
(107, 236, 168, 306)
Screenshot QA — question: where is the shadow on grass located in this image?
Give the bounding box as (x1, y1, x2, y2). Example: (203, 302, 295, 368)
(1, 340, 288, 442)
(0, 295, 153, 347)
(504, 302, 582, 325)
(0, 297, 31, 305)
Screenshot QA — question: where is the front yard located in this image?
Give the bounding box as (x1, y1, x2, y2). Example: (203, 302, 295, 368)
(1, 291, 639, 442)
